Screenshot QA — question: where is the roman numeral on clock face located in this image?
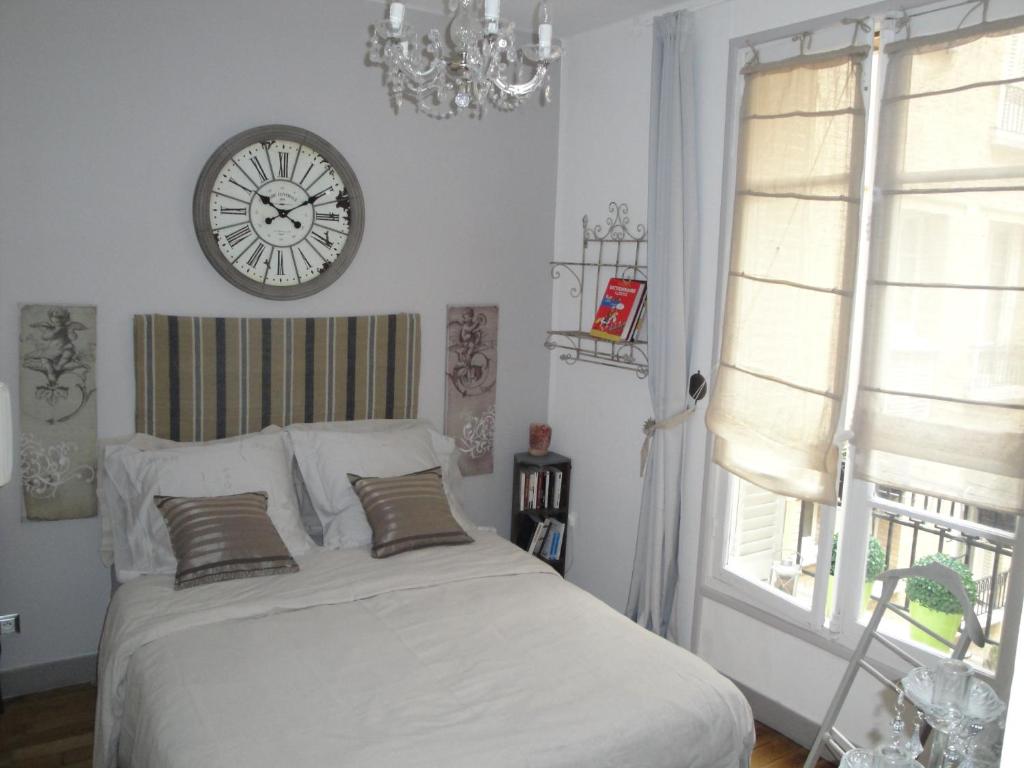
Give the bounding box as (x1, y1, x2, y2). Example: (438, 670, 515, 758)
(315, 212, 340, 222)
(225, 224, 252, 248)
(247, 242, 267, 267)
(276, 251, 285, 275)
(311, 230, 333, 249)
(220, 206, 247, 216)
(250, 156, 269, 182)
(277, 152, 289, 178)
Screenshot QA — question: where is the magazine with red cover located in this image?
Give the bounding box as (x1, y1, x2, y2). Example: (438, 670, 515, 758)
(590, 278, 647, 341)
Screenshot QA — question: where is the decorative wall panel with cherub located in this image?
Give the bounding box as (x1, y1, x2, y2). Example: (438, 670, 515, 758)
(19, 304, 97, 520)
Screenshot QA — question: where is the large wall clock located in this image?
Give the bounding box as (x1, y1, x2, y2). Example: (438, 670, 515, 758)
(193, 125, 364, 300)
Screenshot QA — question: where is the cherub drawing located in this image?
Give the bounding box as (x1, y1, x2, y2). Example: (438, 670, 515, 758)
(21, 307, 95, 423)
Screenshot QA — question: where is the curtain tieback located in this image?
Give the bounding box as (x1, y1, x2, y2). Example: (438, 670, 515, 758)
(640, 407, 695, 477)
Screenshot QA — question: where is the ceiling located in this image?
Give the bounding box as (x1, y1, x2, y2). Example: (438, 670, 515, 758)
(370, 0, 689, 37)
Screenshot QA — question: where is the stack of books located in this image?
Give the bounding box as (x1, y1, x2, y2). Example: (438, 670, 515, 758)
(518, 467, 564, 511)
(527, 518, 565, 563)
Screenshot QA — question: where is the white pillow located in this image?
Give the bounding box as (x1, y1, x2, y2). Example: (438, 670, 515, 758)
(99, 426, 285, 575)
(105, 430, 313, 580)
(288, 425, 474, 550)
(286, 418, 468, 522)
(287, 419, 423, 543)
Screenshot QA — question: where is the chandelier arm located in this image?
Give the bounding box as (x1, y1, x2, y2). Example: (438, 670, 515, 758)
(389, 51, 448, 83)
(490, 64, 549, 98)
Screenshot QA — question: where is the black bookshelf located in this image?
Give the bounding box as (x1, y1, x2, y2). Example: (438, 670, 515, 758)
(510, 451, 571, 576)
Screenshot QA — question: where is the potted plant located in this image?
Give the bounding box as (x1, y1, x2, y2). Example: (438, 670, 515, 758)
(826, 534, 887, 615)
(906, 553, 978, 652)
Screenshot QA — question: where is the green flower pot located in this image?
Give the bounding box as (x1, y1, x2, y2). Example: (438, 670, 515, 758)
(909, 600, 962, 651)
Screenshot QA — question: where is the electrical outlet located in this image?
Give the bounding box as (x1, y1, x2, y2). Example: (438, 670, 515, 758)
(0, 613, 20, 635)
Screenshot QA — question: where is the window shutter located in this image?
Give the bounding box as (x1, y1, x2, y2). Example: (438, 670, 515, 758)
(730, 482, 787, 579)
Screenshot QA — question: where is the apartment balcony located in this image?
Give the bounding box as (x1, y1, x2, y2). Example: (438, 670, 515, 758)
(869, 488, 1014, 672)
(727, 480, 1014, 673)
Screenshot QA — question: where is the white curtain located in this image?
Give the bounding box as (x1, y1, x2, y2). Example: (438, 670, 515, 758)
(854, 18, 1024, 514)
(706, 48, 869, 505)
(626, 10, 699, 642)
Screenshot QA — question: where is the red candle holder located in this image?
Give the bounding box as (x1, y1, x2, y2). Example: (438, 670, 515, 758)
(529, 423, 551, 456)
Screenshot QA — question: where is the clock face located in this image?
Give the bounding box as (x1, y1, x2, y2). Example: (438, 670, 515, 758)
(194, 126, 364, 299)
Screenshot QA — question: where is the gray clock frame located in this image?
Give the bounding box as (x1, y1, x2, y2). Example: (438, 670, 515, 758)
(192, 124, 365, 300)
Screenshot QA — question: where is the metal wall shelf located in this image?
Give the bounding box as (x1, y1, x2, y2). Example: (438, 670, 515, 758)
(546, 202, 649, 379)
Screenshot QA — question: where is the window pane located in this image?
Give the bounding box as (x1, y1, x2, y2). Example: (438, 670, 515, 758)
(726, 477, 822, 608)
(862, 487, 1015, 674)
(854, 25, 1024, 513)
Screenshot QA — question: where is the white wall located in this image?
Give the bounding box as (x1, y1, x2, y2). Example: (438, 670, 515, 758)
(549, 0, 917, 744)
(0, 0, 559, 677)
(549, 15, 654, 614)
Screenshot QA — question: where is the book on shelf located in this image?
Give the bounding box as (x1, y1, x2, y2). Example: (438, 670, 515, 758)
(541, 519, 565, 561)
(628, 295, 647, 342)
(518, 466, 566, 512)
(528, 519, 551, 555)
(590, 278, 647, 342)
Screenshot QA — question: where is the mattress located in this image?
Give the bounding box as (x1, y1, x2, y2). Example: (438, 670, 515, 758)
(95, 532, 753, 768)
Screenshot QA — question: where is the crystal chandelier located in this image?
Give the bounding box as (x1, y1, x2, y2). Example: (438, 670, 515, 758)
(368, 0, 562, 119)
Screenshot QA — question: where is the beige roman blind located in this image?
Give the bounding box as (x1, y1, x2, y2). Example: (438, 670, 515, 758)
(707, 48, 868, 505)
(854, 18, 1024, 514)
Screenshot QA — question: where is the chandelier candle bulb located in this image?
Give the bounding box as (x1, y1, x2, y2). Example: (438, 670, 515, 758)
(484, 0, 500, 21)
(538, 23, 552, 54)
(389, 2, 405, 33)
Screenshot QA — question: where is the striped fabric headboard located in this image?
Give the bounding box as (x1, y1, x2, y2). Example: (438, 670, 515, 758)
(134, 313, 420, 441)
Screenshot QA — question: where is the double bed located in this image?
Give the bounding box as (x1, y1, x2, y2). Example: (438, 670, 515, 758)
(94, 313, 754, 767)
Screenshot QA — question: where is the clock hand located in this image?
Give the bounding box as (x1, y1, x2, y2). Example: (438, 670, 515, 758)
(260, 190, 326, 227)
(264, 213, 304, 229)
(278, 190, 327, 216)
(257, 193, 303, 228)
(257, 192, 282, 210)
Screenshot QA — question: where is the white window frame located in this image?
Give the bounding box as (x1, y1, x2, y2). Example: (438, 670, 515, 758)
(699, 1, 1024, 692)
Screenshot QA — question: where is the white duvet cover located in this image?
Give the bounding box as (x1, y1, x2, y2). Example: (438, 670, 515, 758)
(96, 533, 753, 768)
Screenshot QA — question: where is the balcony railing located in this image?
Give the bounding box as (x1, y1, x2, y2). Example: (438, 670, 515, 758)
(870, 487, 1015, 647)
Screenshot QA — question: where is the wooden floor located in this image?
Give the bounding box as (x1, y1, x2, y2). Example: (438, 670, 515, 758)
(0, 684, 833, 767)
(0, 685, 95, 768)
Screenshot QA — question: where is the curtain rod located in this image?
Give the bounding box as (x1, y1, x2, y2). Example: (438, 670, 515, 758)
(890, 0, 988, 26)
(743, 0, 993, 64)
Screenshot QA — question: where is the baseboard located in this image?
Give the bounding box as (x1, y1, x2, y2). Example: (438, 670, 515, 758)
(1, 653, 97, 700)
(731, 678, 821, 750)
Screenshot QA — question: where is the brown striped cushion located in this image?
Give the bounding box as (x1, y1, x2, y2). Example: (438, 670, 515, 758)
(154, 491, 299, 589)
(348, 468, 473, 559)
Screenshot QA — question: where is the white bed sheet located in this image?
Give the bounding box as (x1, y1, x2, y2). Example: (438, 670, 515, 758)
(96, 533, 753, 768)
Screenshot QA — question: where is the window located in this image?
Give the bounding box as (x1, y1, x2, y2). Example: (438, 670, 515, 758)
(727, 480, 822, 609)
(997, 35, 1024, 143)
(707, 4, 1024, 680)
